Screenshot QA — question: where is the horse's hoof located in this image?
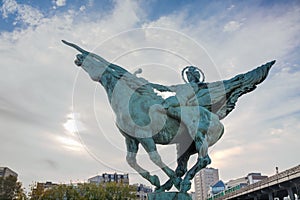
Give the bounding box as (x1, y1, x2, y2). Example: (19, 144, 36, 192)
(158, 179, 173, 192)
(150, 175, 160, 187)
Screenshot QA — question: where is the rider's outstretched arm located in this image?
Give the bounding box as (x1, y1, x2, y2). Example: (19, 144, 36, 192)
(150, 83, 172, 92)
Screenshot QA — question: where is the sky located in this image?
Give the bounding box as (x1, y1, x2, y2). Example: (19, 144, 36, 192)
(0, 0, 300, 193)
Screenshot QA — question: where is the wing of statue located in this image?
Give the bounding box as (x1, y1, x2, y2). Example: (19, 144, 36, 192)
(184, 61, 275, 119)
(151, 61, 275, 120)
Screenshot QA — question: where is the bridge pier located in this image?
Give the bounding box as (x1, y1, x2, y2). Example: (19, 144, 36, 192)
(279, 182, 296, 200)
(268, 192, 273, 200)
(287, 187, 295, 200)
(248, 194, 258, 200)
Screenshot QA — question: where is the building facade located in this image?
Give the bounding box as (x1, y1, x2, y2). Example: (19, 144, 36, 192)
(226, 176, 248, 189)
(0, 167, 18, 179)
(88, 173, 129, 185)
(209, 180, 226, 197)
(194, 167, 219, 200)
(225, 172, 268, 189)
(31, 181, 58, 198)
(133, 183, 153, 200)
(247, 172, 268, 184)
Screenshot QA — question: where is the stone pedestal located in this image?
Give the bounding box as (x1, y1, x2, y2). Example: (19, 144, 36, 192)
(148, 192, 192, 200)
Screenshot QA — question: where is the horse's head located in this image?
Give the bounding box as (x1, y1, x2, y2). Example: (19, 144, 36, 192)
(62, 40, 110, 81)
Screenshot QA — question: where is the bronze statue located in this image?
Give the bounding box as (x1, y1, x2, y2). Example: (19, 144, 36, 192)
(62, 40, 275, 196)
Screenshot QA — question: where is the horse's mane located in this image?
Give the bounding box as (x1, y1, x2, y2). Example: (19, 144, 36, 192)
(120, 71, 161, 97)
(102, 63, 165, 102)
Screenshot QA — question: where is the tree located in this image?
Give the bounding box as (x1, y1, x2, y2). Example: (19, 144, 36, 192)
(41, 184, 78, 200)
(104, 182, 136, 200)
(0, 175, 26, 199)
(14, 181, 26, 200)
(29, 182, 46, 200)
(30, 182, 136, 200)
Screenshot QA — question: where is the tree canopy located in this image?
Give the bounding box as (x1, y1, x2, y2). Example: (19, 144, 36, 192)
(0, 175, 26, 200)
(30, 182, 137, 200)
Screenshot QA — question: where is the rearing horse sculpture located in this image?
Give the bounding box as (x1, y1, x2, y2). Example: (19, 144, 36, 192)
(62, 40, 275, 193)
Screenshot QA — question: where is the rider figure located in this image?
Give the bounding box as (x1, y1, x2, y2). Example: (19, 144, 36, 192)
(158, 66, 205, 109)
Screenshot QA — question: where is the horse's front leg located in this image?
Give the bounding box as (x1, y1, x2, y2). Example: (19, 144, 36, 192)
(125, 137, 160, 187)
(140, 138, 177, 190)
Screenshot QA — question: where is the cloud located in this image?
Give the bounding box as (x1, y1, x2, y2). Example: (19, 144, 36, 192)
(223, 21, 242, 32)
(227, 5, 235, 11)
(63, 113, 86, 133)
(79, 6, 86, 12)
(1, 0, 43, 26)
(0, 0, 18, 18)
(210, 146, 244, 168)
(53, 0, 67, 7)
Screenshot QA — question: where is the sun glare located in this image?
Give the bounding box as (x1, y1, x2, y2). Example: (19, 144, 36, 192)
(59, 112, 86, 152)
(63, 113, 85, 134)
(56, 136, 84, 152)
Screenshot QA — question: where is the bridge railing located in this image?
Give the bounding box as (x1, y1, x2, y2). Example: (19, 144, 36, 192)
(212, 165, 300, 200)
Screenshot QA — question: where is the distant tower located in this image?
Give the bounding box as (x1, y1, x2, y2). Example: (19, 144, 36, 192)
(194, 167, 219, 200)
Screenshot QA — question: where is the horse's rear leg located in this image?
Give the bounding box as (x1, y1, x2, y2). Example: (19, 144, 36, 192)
(125, 137, 160, 187)
(180, 132, 211, 193)
(175, 144, 194, 178)
(158, 144, 193, 191)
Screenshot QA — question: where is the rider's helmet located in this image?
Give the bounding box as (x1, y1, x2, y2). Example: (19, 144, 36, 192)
(186, 66, 201, 83)
(182, 66, 205, 84)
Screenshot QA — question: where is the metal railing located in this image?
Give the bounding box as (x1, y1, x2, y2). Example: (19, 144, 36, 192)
(213, 165, 300, 200)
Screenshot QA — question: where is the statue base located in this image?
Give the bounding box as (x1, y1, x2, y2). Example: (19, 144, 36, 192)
(148, 192, 192, 200)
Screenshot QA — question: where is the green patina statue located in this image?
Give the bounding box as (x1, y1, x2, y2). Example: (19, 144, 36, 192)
(62, 40, 275, 199)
